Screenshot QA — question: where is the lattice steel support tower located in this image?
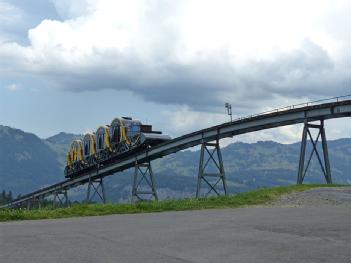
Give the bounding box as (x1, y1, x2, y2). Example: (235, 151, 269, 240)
(26, 196, 42, 210)
(53, 189, 69, 207)
(86, 177, 106, 203)
(132, 161, 158, 203)
(297, 120, 332, 184)
(196, 139, 228, 198)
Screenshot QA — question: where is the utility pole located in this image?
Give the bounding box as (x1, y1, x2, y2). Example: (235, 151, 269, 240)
(225, 102, 232, 122)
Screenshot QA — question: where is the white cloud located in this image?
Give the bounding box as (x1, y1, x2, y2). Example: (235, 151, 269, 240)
(0, 1, 22, 24)
(52, 0, 90, 19)
(163, 105, 305, 144)
(1, 0, 351, 141)
(162, 106, 227, 135)
(6, 83, 19, 91)
(234, 125, 304, 144)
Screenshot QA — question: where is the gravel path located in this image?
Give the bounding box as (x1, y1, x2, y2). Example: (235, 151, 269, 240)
(268, 186, 351, 207)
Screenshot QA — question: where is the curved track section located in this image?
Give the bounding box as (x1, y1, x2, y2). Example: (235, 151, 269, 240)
(3, 98, 351, 208)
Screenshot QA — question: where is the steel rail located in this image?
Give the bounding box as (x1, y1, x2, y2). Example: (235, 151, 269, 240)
(3, 97, 351, 208)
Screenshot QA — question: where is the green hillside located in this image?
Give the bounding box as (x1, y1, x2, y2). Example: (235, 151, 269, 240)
(0, 126, 63, 194)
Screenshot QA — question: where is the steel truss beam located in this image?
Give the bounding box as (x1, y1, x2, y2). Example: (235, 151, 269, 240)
(86, 177, 106, 203)
(53, 189, 69, 207)
(196, 140, 228, 198)
(297, 120, 332, 184)
(132, 161, 158, 203)
(4, 99, 351, 209)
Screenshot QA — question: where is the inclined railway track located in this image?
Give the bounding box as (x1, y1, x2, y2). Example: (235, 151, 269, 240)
(2, 95, 351, 208)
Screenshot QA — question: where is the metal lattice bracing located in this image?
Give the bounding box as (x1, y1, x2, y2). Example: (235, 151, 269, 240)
(53, 189, 69, 208)
(86, 177, 106, 203)
(297, 120, 332, 184)
(196, 140, 228, 198)
(132, 161, 158, 203)
(26, 196, 42, 210)
(3, 97, 351, 209)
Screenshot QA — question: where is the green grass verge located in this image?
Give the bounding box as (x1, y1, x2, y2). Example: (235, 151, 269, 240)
(0, 184, 344, 222)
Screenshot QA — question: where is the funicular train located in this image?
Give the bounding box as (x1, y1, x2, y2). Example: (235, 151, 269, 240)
(65, 117, 171, 178)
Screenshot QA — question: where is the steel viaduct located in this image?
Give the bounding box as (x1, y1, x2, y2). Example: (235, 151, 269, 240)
(2, 96, 351, 209)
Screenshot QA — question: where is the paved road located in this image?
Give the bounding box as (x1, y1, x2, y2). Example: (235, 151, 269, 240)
(1, 191, 351, 262)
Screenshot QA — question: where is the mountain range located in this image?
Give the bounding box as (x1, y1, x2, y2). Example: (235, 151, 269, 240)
(0, 125, 350, 202)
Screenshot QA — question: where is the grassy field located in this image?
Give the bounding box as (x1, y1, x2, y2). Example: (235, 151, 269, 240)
(0, 184, 342, 222)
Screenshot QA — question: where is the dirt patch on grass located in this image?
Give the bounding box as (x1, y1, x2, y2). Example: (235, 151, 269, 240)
(266, 187, 351, 207)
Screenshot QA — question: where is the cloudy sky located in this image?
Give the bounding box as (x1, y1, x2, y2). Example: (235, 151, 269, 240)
(1, 0, 351, 142)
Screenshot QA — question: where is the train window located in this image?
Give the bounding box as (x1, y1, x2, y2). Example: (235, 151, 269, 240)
(112, 127, 119, 143)
(98, 136, 102, 149)
(130, 123, 140, 137)
(131, 124, 140, 132)
(84, 143, 89, 156)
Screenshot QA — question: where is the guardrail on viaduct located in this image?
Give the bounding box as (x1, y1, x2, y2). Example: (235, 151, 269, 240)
(3, 95, 351, 209)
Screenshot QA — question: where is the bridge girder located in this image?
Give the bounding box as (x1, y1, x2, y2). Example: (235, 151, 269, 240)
(3, 98, 351, 209)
